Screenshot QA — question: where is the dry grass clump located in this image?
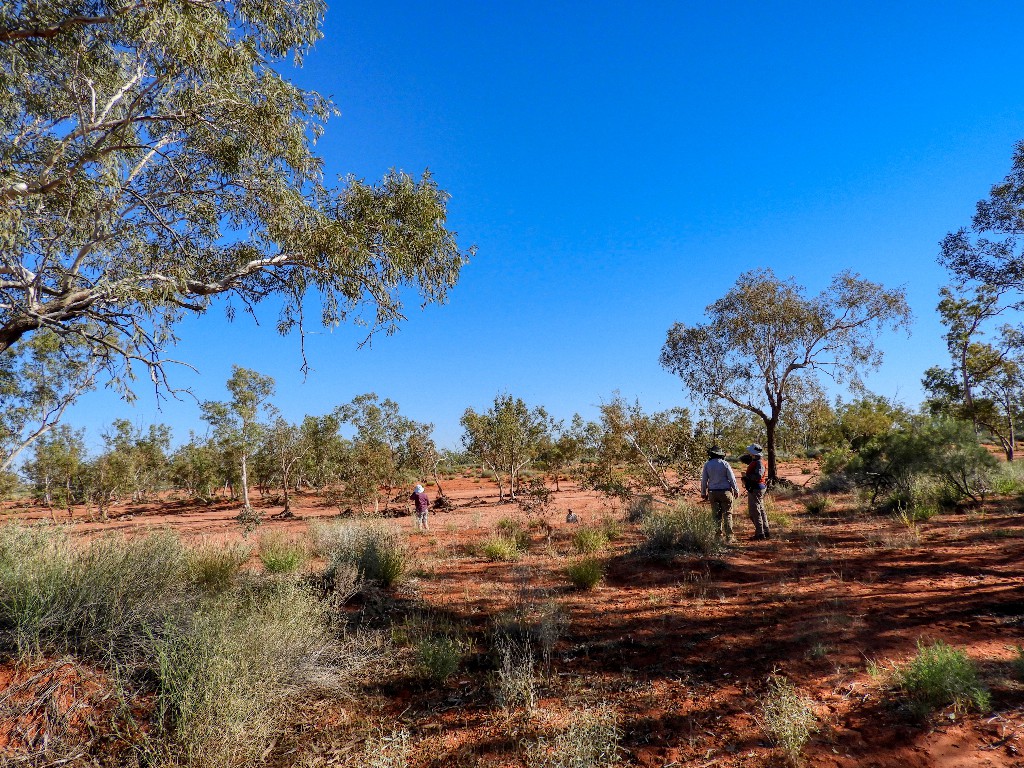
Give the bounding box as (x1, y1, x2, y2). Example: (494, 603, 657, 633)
(188, 540, 253, 593)
(493, 639, 536, 711)
(0, 524, 371, 768)
(314, 520, 409, 587)
(638, 503, 722, 557)
(758, 673, 815, 765)
(571, 526, 608, 554)
(527, 704, 621, 767)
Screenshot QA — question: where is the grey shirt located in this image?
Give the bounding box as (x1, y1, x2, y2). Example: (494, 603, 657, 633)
(701, 458, 738, 495)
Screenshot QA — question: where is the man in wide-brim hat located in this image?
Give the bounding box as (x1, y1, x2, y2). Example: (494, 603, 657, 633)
(700, 446, 739, 543)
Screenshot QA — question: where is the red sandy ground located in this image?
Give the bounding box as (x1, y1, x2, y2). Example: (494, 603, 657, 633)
(2, 460, 1023, 767)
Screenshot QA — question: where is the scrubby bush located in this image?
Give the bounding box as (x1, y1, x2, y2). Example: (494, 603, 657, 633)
(258, 530, 309, 573)
(0, 526, 360, 768)
(319, 521, 409, 587)
(625, 494, 656, 523)
(493, 639, 536, 711)
(830, 417, 996, 510)
(894, 640, 990, 718)
(759, 674, 815, 765)
(572, 526, 608, 554)
(415, 635, 464, 682)
(481, 535, 523, 562)
(803, 495, 833, 515)
(0, 525, 193, 660)
(154, 581, 337, 767)
(638, 503, 722, 557)
(598, 515, 624, 541)
(188, 541, 252, 593)
(565, 557, 604, 590)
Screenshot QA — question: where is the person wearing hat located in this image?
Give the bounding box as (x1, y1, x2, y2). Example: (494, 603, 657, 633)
(410, 483, 430, 531)
(741, 443, 770, 540)
(700, 446, 739, 543)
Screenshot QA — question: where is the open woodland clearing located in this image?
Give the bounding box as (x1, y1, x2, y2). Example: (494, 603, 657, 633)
(1, 461, 1023, 768)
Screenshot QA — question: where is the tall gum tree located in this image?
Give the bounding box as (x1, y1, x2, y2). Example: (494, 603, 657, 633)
(660, 270, 911, 482)
(0, 0, 472, 396)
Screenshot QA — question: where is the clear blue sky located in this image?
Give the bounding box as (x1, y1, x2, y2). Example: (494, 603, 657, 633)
(67, 1, 1024, 450)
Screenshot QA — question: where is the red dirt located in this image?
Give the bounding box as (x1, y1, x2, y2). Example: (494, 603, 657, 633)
(2, 461, 1023, 767)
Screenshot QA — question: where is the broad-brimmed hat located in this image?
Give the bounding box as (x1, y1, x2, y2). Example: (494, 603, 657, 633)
(745, 443, 763, 456)
(414, 484, 424, 494)
(708, 446, 727, 458)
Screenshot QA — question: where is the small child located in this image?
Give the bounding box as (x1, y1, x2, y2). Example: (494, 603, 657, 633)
(410, 484, 430, 531)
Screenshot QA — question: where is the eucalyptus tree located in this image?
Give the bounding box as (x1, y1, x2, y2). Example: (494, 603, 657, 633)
(200, 366, 275, 515)
(0, 0, 470, 401)
(461, 394, 554, 500)
(940, 140, 1024, 294)
(0, 329, 101, 472)
(579, 395, 701, 500)
(923, 287, 1022, 460)
(336, 393, 432, 512)
(22, 424, 87, 514)
(660, 270, 911, 482)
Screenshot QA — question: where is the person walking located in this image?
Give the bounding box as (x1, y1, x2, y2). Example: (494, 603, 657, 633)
(741, 443, 770, 540)
(700, 446, 739, 543)
(410, 484, 430, 531)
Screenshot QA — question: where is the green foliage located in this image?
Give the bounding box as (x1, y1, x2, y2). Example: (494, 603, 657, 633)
(527, 704, 621, 768)
(661, 270, 911, 480)
(894, 640, 991, 718)
(577, 395, 702, 499)
(0, 0, 469, 404)
(1012, 646, 1024, 682)
(461, 394, 555, 500)
(481, 535, 524, 562)
(572, 526, 608, 554)
(838, 417, 997, 508)
(322, 521, 408, 587)
(803, 495, 833, 515)
(565, 557, 604, 590)
(598, 515, 624, 541)
(638, 503, 723, 557)
(258, 530, 309, 574)
(759, 674, 815, 765)
(415, 636, 464, 682)
(188, 541, 253, 593)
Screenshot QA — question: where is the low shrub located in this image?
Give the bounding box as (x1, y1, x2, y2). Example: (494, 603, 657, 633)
(803, 495, 833, 515)
(572, 526, 608, 554)
(527, 704, 621, 767)
(598, 515, 624, 541)
(188, 541, 252, 593)
(481, 535, 523, 562)
(625, 494, 656, 523)
(153, 581, 336, 767)
(415, 635, 463, 682)
(323, 522, 409, 588)
(638, 504, 722, 557)
(258, 530, 309, 574)
(759, 673, 815, 765)
(894, 640, 990, 718)
(1013, 646, 1024, 682)
(565, 557, 604, 590)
